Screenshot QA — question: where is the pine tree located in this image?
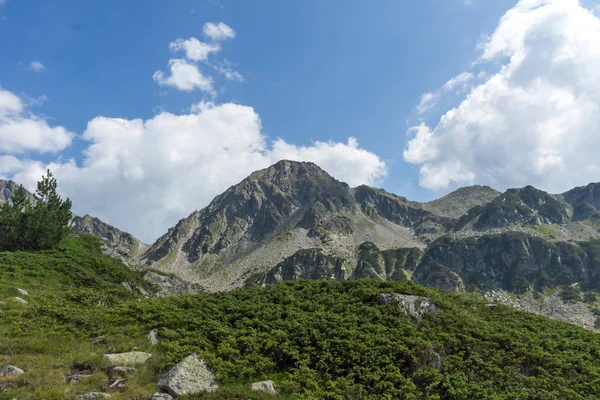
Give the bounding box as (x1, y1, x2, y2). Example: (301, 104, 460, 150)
(0, 170, 72, 251)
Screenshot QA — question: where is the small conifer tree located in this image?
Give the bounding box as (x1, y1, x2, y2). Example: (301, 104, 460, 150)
(0, 170, 72, 251)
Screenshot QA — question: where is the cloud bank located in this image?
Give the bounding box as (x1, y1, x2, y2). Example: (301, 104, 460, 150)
(405, 0, 600, 193)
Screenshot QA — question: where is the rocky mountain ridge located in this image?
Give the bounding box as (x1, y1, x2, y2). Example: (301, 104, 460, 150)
(3, 164, 600, 331)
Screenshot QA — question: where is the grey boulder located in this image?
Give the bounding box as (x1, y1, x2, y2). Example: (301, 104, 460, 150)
(157, 354, 218, 396)
(0, 365, 24, 377)
(104, 351, 152, 366)
(250, 380, 277, 395)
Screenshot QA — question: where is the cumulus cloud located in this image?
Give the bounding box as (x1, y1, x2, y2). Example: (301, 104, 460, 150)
(154, 22, 240, 92)
(29, 61, 45, 72)
(405, 0, 600, 193)
(203, 22, 235, 41)
(0, 87, 73, 154)
(153, 59, 214, 93)
(169, 37, 220, 62)
(6, 102, 386, 242)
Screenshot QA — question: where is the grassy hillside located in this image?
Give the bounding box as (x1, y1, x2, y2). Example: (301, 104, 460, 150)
(2, 234, 600, 399)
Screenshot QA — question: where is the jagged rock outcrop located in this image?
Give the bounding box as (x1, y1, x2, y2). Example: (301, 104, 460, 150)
(562, 182, 600, 221)
(157, 354, 218, 396)
(414, 233, 600, 293)
(379, 293, 440, 319)
(455, 186, 570, 231)
(253, 248, 348, 285)
(71, 214, 144, 256)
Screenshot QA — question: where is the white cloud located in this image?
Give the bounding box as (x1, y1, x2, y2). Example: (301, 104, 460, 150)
(416, 93, 437, 114)
(153, 59, 214, 93)
(416, 72, 474, 114)
(215, 60, 243, 82)
(169, 37, 220, 62)
(0, 87, 73, 154)
(203, 22, 235, 41)
(29, 61, 45, 72)
(442, 72, 474, 91)
(155, 22, 240, 92)
(405, 0, 600, 193)
(6, 102, 386, 242)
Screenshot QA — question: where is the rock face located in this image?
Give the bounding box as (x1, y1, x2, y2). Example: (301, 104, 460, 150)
(250, 380, 277, 395)
(157, 354, 218, 396)
(414, 233, 600, 294)
(379, 293, 440, 319)
(103, 351, 152, 366)
(455, 186, 570, 231)
(0, 365, 24, 377)
(71, 214, 144, 257)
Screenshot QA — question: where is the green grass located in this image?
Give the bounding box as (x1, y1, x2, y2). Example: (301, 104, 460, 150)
(529, 223, 560, 239)
(3, 234, 600, 399)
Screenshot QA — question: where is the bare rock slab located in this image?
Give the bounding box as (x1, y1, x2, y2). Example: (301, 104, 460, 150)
(157, 354, 218, 397)
(150, 393, 174, 400)
(104, 351, 152, 366)
(0, 365, 24, 377)
(250, 380, 277, 395)
(379, 293, 440, 319)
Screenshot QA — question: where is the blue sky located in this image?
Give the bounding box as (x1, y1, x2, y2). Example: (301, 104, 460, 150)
(1, 0, 599, 241)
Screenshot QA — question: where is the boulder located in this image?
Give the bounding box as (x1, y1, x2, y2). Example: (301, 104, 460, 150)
(379, 293, 440, 319)
(0, 365, 24, 377)
(157, 354, 218, 396)
(77, 393, 111, 399)
(13, 297, 28, 305)
(148, 329, 160, 345)
(104, 351, 152, 366)
(486, 304, 498, 310)
(250, 380, 277, 395)
(17, 288, 28, 296)
(150, 393, 173, 400)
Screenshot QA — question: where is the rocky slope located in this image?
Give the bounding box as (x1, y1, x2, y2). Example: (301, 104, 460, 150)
(140, 161, 455, 291)
(141, 161, 600, 291)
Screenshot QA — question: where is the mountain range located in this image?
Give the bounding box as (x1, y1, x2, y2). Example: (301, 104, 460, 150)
(2, 160, 600, 328)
